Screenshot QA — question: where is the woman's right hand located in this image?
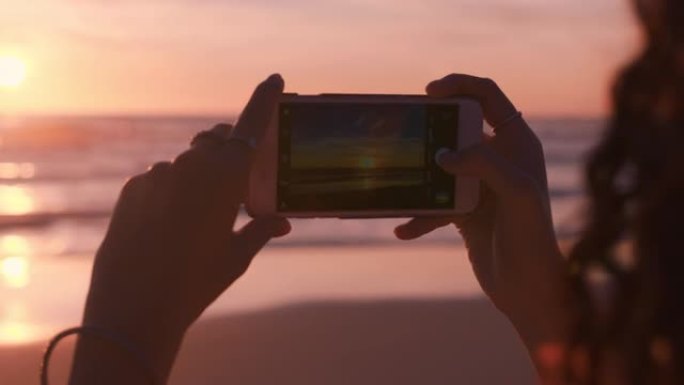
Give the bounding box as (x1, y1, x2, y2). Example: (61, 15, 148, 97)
(69, 74, 290, 385)
(395, 74, 575, 350)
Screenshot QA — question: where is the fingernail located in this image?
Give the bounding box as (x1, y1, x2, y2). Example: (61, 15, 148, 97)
(272, 218, 291, 237)
(425, 81, 438, 95)
(434, 147, 453, 166)
(265, 73, 284, 87)
(394, 226, 408, 240)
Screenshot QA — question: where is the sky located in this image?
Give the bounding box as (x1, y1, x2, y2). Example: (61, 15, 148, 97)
(0, 0, 640, 117)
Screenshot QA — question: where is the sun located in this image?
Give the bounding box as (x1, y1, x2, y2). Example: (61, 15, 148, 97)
(0, 56, 27, 88)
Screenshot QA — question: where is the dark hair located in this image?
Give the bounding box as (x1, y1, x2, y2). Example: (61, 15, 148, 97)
(567, 0, 683, 383)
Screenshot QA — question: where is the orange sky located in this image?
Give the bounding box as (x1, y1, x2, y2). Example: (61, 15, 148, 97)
(0, 0, 640, 117)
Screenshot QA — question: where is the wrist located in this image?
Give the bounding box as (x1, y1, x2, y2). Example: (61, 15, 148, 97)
(510, 249, 578, 352)
(511, 306, 574, 350)
(79, 293, 188, 383)
(82, 316, 185, 383)
(507, 290, 579, 382)
(57, 326, 157, 385)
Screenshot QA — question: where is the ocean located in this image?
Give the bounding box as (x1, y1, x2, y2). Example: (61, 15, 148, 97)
(0, 115, 603, 345)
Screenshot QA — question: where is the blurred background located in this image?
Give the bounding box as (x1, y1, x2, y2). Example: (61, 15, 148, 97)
(0, 0, 638, 384)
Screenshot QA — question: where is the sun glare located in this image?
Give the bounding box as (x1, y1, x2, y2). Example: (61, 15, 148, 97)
(0, 56, 26, 88)
(0, 301, 38, 345)
(0, 256, 30, 288)
(0, 186, 35, 215)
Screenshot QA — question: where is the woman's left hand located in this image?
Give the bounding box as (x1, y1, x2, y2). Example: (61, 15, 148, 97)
(395, 74, 575, 352)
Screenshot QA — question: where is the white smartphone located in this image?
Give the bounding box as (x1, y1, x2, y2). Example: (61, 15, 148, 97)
(247, 93, 483, 218)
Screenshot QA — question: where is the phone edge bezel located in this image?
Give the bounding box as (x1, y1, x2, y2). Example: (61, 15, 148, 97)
(246, 94, 482, 218)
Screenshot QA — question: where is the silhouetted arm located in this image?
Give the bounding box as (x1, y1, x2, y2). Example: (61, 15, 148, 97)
(67, 74, 291, 385)
(395, 74, 577, 384)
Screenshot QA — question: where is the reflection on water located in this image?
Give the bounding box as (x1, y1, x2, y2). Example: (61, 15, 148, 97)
(0, 186, 35, 215)
(1, 256, 30, 288)
(1, 234, 31, 255)
(0, 300, 37, 345)
(0, 234, 31, 288)
(0, 162, 35, 180)
(0, 322, 34, 344)
(0, 234, 38, 344)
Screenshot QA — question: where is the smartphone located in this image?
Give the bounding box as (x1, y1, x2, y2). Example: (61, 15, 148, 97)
(247, 93, 483, 218)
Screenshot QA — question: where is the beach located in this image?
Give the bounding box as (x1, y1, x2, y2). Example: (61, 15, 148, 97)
(0, 247, 537, 385)
(0, 116, 600, 384)
(1, 300, 536, 385)
(0, 245, 537, 385)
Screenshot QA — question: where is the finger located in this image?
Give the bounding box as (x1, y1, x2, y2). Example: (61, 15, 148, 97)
(231, 217, 291, 265)
(107, 174, 153, 235)
(231, 73, 284, 147)
(435, 145, 539, 202)
(220, 74, 284, 214)
(211, 123, 233, 138)
(146, 161, 173, 179)
(394, 217, 454, 240)
(185, 74, 282, 181)
(426, 74, 548, 191)
(119, 174, 152, 207)
(118, 163, 175, 221)
(190, 124, 234, 152)
(426, 74, 523, 131)
(143, 161, 174, 215)
(171, 75, 284, 228)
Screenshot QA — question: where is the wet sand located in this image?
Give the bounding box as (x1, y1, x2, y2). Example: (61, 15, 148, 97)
(0, 246, 540, 384)
(0, 298, 536, 385)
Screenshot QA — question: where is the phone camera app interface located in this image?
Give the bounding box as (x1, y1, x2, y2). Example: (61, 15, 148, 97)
(278, 102, 459, 212)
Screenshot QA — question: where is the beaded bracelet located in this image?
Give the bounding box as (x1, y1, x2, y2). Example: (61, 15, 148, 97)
(41, 325, 156, 385)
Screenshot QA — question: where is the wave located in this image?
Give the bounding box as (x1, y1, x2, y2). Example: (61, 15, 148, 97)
(0, 185, 581, 230)
(0, 174, 129, 184)
(0, 210, 112, 229)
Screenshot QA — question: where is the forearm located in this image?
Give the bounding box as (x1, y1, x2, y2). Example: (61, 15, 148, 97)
(68, 285, 187, 385)
(65, 74, 286, 385)
(510, 271, 577, 385)
(68, 325, 184, 385)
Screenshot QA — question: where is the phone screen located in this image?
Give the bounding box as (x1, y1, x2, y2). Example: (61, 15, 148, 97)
(277, 102, 459, 212)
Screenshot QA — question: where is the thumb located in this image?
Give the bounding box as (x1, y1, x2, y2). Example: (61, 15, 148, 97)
(232, 217, 291, 263)
(435, 145, 538, 202)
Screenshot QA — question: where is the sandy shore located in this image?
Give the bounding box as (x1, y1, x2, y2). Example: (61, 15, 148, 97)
(0, 245, 541, 384)
(0, 298, 536, 385)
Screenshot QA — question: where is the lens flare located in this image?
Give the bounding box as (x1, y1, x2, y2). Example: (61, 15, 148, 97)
(0, 56, 26, 88)
(0, 186, 35, 215)
(0, 256, 30, 288)
(0, 301, 37, 345)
